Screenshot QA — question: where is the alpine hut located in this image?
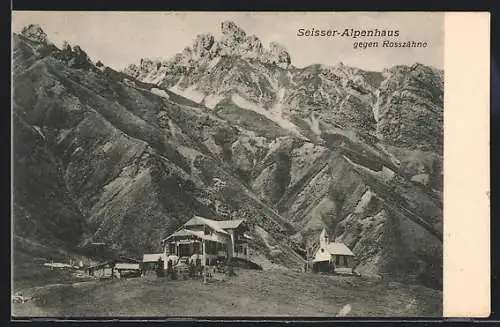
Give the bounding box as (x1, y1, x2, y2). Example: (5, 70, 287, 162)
(312, 228, 355, 274)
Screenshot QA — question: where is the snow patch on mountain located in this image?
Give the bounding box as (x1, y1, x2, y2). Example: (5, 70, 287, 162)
(372, 90, 381, 122)
(306, 113, 322, 135)
(354, 189, 374, 214)
(142, 67, 169, 84)
(374, 143, 401, 167)
(231, 93, 306, 139)
(203, 94, 224, 109)
(271, 87, 286, 116)
(150, 88, 169, 99)
(169, 83, 205, 103)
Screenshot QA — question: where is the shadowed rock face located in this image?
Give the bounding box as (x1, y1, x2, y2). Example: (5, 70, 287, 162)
(13, 24, 443, 289)
(376, 64, 444, 152)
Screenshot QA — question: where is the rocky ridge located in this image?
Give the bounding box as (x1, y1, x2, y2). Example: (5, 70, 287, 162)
(124, 21, 443, 153)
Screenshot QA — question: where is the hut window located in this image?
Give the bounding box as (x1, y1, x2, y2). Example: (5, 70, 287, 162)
(336, 255, 346, 266)
(321, 248, 324, 252)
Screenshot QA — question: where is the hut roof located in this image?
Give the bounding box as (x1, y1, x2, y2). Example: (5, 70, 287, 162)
(184, 216, 229, 234)
(217, 219, 245, 230)
(142, 253, 163, 262)
(115, 263, 140, 270)
(312, 242, 355, 262)
(326, 242, 355, 256)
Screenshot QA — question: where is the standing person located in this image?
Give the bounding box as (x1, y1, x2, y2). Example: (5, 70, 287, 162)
(188, 259, 195, 278)
(167, 259, 173, 279)
(156, 258, 165, 278)
(195, 257, 201, 278)
(155, 259, 159, 277)
(227, 259, 235, 277)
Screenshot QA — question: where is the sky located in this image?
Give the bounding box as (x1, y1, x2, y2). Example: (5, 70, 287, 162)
(12, 11, 444, 71)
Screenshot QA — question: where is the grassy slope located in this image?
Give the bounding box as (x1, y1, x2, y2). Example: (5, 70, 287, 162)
(13, 269, 441, 317)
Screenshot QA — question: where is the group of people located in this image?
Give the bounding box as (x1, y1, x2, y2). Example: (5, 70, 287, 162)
(186, 257, 205, 279)
(151, 256, 234, 281)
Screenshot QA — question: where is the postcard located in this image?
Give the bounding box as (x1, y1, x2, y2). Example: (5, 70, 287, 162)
(11, 11, 490, 319)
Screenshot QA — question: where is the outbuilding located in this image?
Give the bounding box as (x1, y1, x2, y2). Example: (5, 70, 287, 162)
(312, 228, 355, 274)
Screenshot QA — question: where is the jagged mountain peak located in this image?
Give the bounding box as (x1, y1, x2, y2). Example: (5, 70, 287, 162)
(20, 24, 48, 44)
(15, 24, 97, 72)
(217, 21, 291, 67)
(124, 20, 293, 80)
(119, 21, 442, 153)
(194, 33, 216, 51)
(52, 40, 95, 70)
(267, 41, 291, 67)
(221, 20, 246, 38)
